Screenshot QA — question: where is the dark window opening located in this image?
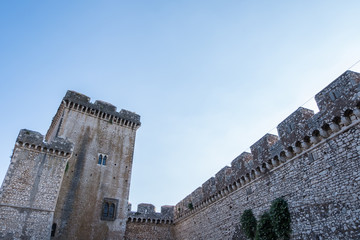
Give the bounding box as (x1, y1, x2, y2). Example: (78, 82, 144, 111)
(109, 203, 115, 218)
(103, 202, 109, 218)
(98, 154, 108, 165)
(101, 198, 118, 221)
(51, 223, 57, 237)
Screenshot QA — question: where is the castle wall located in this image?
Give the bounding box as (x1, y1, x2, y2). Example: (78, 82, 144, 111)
(49, 91, 141, 240)
(174, 125, 360, 239)
(0, 130, 72, 240)
(125, 204, 174, 239)
(125, 222, 174, 240)
(125, 203, 174, 240)
(173, 70, 360, 240)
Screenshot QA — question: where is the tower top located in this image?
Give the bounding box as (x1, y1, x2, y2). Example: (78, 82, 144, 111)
(63, 90, 141, 126)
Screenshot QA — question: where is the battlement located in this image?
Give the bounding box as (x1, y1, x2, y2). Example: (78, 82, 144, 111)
(128, 203, 174, 224)
(17, 129, 73, 157)
(63, 90, 141, 127)
(174, 70, 360, 220)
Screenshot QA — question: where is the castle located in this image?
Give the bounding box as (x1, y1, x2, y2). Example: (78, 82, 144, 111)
(1, 70, 360, 239)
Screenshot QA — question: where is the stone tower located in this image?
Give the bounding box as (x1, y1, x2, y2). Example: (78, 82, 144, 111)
(0, 130, 73, 239)
(46, 91, 141, 239)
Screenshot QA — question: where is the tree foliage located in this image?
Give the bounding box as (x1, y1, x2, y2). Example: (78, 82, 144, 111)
(269, 198, 291, 240)
(188, 202, 194, 210)
(255, 212, 277, 240)
(240, 209, 257, 240)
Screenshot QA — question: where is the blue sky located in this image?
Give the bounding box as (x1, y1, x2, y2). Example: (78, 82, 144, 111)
(1, 1, 360, 211)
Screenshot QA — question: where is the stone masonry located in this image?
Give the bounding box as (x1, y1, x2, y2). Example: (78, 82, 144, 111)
(125, 204, 174, 240)
(0, 130, 73, 239)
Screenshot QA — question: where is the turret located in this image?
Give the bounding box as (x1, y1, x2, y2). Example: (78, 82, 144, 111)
(47, 90, 141, 239)
(0, 130, 73, 239)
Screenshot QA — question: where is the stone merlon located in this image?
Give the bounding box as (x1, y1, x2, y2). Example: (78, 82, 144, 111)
(63, 90, 141, 126)
(250, 133, 278, 162)
(315, 70, 360, 114)
(277, 107, 314, 147)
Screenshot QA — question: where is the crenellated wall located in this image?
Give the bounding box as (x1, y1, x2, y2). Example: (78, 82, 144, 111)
(127, 203, 174, 223)
(125, 204, 174, 240)
(46, 90, 140, 143)
(172, 70, 360, 239)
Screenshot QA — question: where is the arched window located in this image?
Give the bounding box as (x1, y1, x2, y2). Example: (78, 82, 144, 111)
(97, 153, 108, 165)
(101, 198, 118, 221)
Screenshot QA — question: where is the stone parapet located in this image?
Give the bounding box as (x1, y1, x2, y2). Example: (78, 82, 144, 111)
(63, 90, 141, 126)
(128, 203, 174, 224)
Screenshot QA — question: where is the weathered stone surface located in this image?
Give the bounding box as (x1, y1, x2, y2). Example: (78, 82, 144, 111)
(128, 204, 174, 222)
(125, 221, 174, 240)
(125, 204, 174, 240)
(250, 133, 279, 163)
(315, 70, 360, 114)
(277, 107, 314, 147)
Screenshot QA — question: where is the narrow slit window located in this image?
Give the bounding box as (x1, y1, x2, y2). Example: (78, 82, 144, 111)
(51, 223, 57, 237)
(98, 154, 103, 165)
(109, 203, 115, 218)
(103, 156, 107, 165)
(103, 202, 109, 218)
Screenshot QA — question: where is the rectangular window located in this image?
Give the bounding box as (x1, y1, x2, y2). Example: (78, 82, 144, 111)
(101, 198, 118, 221)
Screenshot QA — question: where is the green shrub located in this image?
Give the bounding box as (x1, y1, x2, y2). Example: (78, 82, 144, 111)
(240, 209, 257, 240)
(255, 212, 277, 240)
(269, 198, 291, 240)
(188, 202, 194, 210)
